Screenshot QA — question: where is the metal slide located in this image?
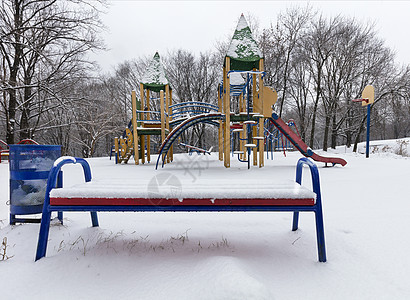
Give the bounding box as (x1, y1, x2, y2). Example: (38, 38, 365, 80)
(269, 112, 347, 166)
(156, 113, 224, 169)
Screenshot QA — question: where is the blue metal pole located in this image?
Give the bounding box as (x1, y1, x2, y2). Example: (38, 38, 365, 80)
(247, 73, 251, 169)
(57, 171, 63, 224)
(366, 104, 371, 158)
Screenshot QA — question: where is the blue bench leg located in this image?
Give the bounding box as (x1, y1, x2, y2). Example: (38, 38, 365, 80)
(57, 212, 63, 225)
(91, 212, 99, 227)
(10, 213, 16, 225)
(292, 211, 299, 231)
(315, 209, 327, 262)
(35, 210, 52, 261)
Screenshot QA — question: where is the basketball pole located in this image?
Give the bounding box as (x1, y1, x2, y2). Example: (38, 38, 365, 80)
(366, 104, 370, 158)
(353, 85, 374, 159)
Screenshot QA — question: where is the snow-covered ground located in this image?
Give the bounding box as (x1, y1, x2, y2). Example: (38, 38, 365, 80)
(0, 138, 409, 299)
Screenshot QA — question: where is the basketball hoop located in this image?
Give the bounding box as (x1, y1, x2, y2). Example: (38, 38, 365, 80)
(353, 85, 375, 158)
(352, 98, 369, 103)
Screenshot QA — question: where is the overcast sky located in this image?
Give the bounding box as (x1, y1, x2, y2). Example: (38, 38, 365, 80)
(92, 1, 410, 73)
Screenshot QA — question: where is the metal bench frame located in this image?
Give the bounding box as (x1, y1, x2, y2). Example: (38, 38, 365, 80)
(35, 157, 326, 262)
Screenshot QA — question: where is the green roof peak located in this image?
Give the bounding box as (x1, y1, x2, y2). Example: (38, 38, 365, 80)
(226, 15, 262, 70)
(141, 52, 169, 92)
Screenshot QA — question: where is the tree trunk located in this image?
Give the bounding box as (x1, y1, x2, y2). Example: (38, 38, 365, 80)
(299, 117, 306, 141)
(309, 66, 322, 149)
(279, 52, 291, 118)
(353, 114, 367, 152)
(345, 109, 353, 148)
(5, 1, 23, 145)
(19, 82, 32, 140)
(309, 93, 320, 148)
(331, 113, 337, 149)
(322, 115, 331, 151)
(6, 75, 18, 144)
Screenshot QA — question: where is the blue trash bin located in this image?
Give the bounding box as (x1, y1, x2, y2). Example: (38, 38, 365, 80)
(9, 144, 61, 224)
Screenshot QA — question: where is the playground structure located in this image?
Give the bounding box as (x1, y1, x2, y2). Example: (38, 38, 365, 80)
(264, 118, 298, 159)
(114, 15, 346, 168)
(114, 52, 172, 165)
(179, 142, 213, 155)
(114, 53, 223, 165)
(155, 15, 279, 169)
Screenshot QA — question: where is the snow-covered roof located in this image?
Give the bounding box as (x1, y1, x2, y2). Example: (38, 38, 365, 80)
(141, 52, 169, 92)
(226, 14, 263, 71)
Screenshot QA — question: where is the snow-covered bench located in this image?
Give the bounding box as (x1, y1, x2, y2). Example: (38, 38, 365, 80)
(35, 157, 327, 262)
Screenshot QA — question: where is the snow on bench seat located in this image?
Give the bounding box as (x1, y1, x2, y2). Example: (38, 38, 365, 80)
(50, 180, 316, 206)
(36, 157, 327, 262)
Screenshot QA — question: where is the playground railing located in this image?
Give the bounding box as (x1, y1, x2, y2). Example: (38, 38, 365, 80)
(169, 102, 219, 119)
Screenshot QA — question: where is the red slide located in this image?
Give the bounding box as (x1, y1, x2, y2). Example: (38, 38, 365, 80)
(269, 113, 347, 166)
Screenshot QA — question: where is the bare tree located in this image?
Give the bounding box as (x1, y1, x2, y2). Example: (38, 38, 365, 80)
(287, 49, 313, 141)
(164, 49, 220, 148)
(302, 15, 337, 148)
(262, 6, 312, 117)
(260, 8, 409, 152)
(0, 0, 104, 143)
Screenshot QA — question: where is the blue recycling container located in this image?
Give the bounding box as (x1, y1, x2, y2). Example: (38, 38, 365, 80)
(9, 144, 61, 224)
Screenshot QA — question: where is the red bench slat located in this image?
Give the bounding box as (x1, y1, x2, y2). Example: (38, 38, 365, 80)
(50, 197, 315, 206)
